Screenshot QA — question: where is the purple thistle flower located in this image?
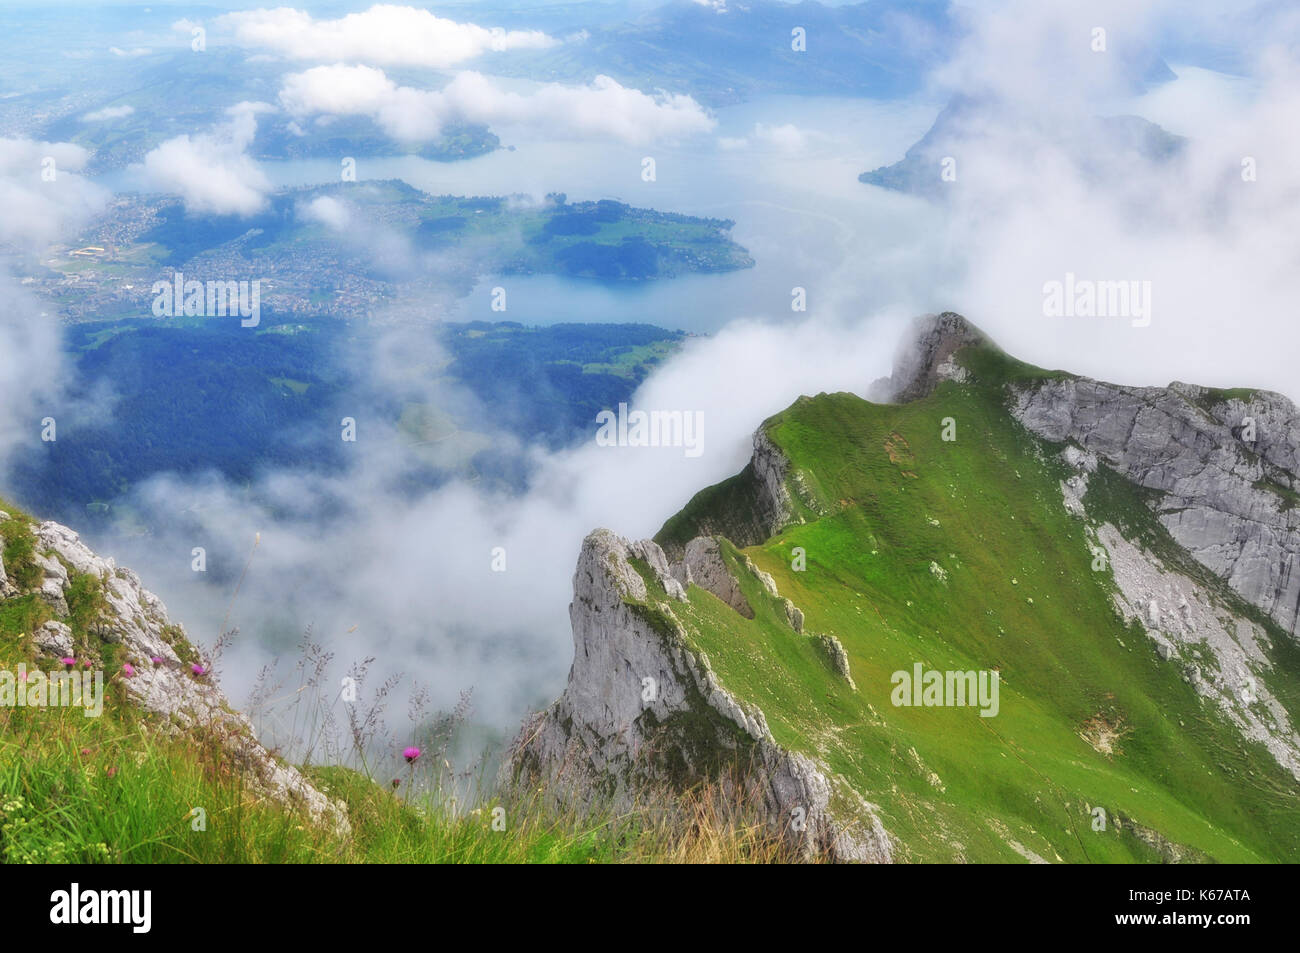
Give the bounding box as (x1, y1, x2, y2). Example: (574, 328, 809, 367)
(151, 656, 164, 665)
(122, 663, 135, 677)
(191, 664, 206, 676)
(403, 746, 421, 764)
(59, 657, 75, 670)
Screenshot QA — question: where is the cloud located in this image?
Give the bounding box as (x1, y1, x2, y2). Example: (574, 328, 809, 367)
(719, 122, 812, 153)
(879, 0, 1300, 399)
(83, 105, 135, 122)
(278, 65, 716, 145)
(217, 4, 555, 68)
(0, 137, 106, 247)
(752, 123, 809, 152)
(103, 307, 906, 751)
(140, 102, 274, 216)
(298, 194, 350, 231)
(934, 0, 1169, 107)
(108, 46, 151, 58)
(0, 281, 72, 475)
(0, 139, 108, 472)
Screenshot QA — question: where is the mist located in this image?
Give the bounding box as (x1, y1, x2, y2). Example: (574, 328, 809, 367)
(6, 0, 1300, 763)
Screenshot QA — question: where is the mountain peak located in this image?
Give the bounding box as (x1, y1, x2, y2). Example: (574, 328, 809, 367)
(868, 310, 992, 403)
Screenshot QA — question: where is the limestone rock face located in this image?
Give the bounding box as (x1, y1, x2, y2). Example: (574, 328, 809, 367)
(1093, 520, 1300, 778)
(1010, 377, 1300, 637)
(869, 311, 988, 404)
(0, 512, 348, 833)
(751, 429, 799, 538)
(503, 529, 891, 863)
(874, 311, 1300, 642)
(675, 535, 753, 617)
(815, 633, 857, 690)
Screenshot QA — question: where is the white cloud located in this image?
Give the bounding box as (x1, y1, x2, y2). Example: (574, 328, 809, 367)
(83, 105, 135, 122)
(298, 194, 350, 230)
(0, 140, 109, 471)
(0, 138, 106, 247)
(217, 4, 555, 68)
(901, 0, 1300, 398)
(103, 307, 905, 746)
(0, 281, 70, 475)
(140, 102, 274, 216)
(278, 65, 715, 145)
(751, 122, 809, 153)
(108, 46, 151, 58)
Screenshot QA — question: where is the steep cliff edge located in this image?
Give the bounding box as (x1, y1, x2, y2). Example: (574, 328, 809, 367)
(507, 312, 1300, 863)
(503, 529, 891, 862)
(0, 504, 346, 832)
(875, 312, 1300, 641)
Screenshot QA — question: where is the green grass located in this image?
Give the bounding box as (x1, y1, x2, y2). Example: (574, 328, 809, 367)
(0, 516, 41, 593)
(0, 700, 789, 863)
(0, 488, 782, 864)
(7, 338, 1300, 863)
(645, 359, 1300, 862)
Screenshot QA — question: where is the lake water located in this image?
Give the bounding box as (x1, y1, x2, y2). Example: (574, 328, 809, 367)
(94, 95, 950, 333)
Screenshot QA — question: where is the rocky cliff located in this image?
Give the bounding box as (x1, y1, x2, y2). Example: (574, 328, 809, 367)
(876, 312, 1300, 641)
(503, 528, 891, 862)
(506, 311, 1300, 863)
(0, 506, 346, 832)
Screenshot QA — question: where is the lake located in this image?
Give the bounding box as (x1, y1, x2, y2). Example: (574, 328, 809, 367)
(93, 95, 951, 332)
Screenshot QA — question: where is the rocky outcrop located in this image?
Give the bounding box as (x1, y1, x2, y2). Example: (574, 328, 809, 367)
(0, 511, 348, 833)
(1011, 376, 1300, 638)
(1049, 446, 1300, 779)
(873, 312, 1300, 643)
(869, 311, 987, 404)
(814, 633, 856, 690)
(655, 428, 800, 559)
(503, 529, 891, 863)
(674, 536, 753, 617)
(751, 429, 798, 537)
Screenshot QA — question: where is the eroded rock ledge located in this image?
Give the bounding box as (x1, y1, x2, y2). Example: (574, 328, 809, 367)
(0, 510, 347, 833)
(503, 528, 891, 863)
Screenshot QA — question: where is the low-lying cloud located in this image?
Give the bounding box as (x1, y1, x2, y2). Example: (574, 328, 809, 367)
(215, 4, 556, 69)
(901, 0, 1300, 396)
(279, 65, 716, 145)
(0, 137, 105, 247)
(141, 102, 273, 216)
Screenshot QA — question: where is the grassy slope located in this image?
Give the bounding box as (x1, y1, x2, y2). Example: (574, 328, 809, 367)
(0, 494, 615, 863)
(0, 496, 786, 864)
(652, 351, 1300, 862)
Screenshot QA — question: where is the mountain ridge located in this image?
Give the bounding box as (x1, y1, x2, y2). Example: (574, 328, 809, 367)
(505, 311, 1300, 862)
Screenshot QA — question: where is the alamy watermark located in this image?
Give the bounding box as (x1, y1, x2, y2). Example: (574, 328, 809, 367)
(0, 665, 103, 718)
(891, 663, 999, 717)
(152, 272, 261, 327)
(1042, 272, 1151, 327)
(595, 402, 703, 458)
(50, 883, 150, 933)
